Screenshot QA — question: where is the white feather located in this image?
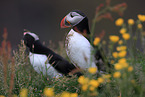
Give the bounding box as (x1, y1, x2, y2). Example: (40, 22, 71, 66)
(65, 29, 97, 70)
(29, 52, 62, 78)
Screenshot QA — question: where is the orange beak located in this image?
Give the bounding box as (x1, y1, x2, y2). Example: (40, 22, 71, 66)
(60, 16, 71, 28)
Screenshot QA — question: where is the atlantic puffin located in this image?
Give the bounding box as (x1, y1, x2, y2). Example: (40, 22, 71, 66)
(23, 31, 82, 77)
(60, 10, 97, 71)
(60, 10, 111, 72)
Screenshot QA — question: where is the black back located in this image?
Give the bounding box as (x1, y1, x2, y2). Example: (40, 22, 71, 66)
(23, 33, 82, 76)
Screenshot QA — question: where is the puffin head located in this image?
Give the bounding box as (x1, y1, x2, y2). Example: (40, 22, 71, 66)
(23, 30, 39, 48)
(60, 10, 90, 35)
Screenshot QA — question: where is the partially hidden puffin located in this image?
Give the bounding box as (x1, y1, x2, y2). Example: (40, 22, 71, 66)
(60, 10, 111, 72)
(60, 10, 97, 71)
(23, 31, 82, 77)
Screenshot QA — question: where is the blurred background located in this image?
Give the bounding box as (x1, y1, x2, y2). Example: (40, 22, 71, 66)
(0, 0, 145, 49)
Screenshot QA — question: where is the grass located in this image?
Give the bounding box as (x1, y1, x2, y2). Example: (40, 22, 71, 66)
(0, 0, 145, 97)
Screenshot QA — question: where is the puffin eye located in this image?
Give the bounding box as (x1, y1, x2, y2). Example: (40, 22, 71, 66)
(70, 12, 79, 18)
(70, 13, 74, 18)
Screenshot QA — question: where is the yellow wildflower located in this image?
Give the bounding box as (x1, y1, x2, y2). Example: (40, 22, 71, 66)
(128, 19, 134, 25)
(115, 18, 124, 26)
(112, 52, 118, 58)
(81, 84, 88, 91)
(120, 28, 126, 34)
(138, 24, 143, 29)
(121, 62, 129, 68)
(116, 47, 121, 51)
(88, 67, 97, 74)
(113, 72, 121, 78)
(20, 88, 28, 97)
(117, 46, 127, 51)
(114, 63, 123, 70)
(44, 88, 54, 97)
(118, 58, 126, 63)
(0, 95, 5, 97)
(122, 33, 130, 40)
(97, 77, 104, 83)
(109, 35, 120, 43)
(93, 37, 100, 46)
(78, 76, 89, 85)
(60, 92, 70, 97)
(118, 40, 123, 45)
(118, 50, 127, 57)
(128, 66, 133, 72)
(120, 46, 127, 51)
(70, 93, 78, 97)
(138, 14, 145, 22)
(89, 79, 100, 88)
(89, 86, 96, 91)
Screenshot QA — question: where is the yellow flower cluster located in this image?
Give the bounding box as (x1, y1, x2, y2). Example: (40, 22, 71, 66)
(44, 88, 54, 97)
(122, 33, 130, 40)
(89, 79, 100, 88)
(128, 19, 134, 25)
(113, 72, 121, 78)
(97, 77, 104, 83)
(138, 24, 143, 29)
(116, 19, 131, 41)
(114, 58, 129, 70)
(78, 76, 89, 85)
(116, 46, 127, 51)
(128, 66, 133, 72)
(20, 88, 28, 97)
(93, 37, 100, 46)
(112, 42, 134, 79)
(118, 40, 123, 45)
(78, 76, 90, 91)
(113, 49, 127, 58)
(115, 18, 124, 26)
(120, 28, 126, 34)
(118, 50, 127, 57)
(138, 14, 145, 22)
(109, 35, 120, 43)
(112, 52, 118, 58)
(118, 58, 126, 63)
(0, 95, 5, 97)
(88, 67, 97, 74)
(78, 74, 106, 92)
(60, 92, 78, 97)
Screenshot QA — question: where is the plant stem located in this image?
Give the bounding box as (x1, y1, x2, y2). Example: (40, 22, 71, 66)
(90, 7, 110, 44)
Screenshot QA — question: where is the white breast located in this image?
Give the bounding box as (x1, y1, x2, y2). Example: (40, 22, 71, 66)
(29, 52, 62, 78)
(65, 29, 96, 70)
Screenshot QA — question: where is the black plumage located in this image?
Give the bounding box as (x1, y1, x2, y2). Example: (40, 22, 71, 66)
(23, 32, 82, 76)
